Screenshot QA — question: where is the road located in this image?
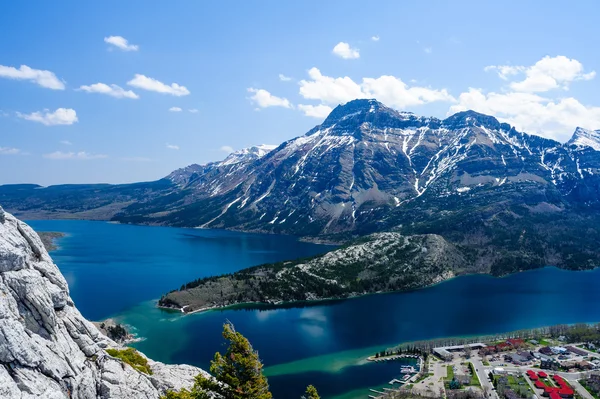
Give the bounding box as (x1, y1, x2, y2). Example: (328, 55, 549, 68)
(472, 357, 498, 399)
(571, 379, 595, 399)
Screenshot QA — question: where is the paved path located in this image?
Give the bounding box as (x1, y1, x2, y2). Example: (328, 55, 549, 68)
(570, 379, 595, 399)
(472, 357, 498, 399)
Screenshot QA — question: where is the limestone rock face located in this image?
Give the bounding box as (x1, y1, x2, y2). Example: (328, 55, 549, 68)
(0, 208, 209, 398)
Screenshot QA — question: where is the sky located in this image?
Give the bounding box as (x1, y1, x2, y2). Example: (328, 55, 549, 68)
(2, 1, 600, 185)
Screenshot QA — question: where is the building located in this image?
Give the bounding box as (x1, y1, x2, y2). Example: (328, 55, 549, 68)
(527, 370, 539, 381)
(535, 380, 546, 389)
(506, 353, 530, 364)
(540, 347, 554, 356)
(433, 347, 453, 361)
(507, 338, 525, 347)
(433, 343, 486, 361)
(550, 346, 568, 354)
(565, 346, 587, 356)
(538, 371, 548, 378)
(541, 358, 559, 370)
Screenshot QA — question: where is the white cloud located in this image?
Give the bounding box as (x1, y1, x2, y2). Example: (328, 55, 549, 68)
(60, 140, 72, 145)
(485, 55, 595, 92)
(299, 68, 364, 104)
(188, 108, 199, 113)
(484, 65, 525, 80)
(127, 74, 190, 96)
(169, 107, 182, 112)
(0, 147, 20, 155)
(371, 36, 380, 42)
(298, 67, 454, 108)
(166, 143, 180, 150)
(449, 88, 600, 141)
(0, 64, 65, 90)
(18, 108, 78, 126)
(424, 47, 433, 54)
(220, 145, 234, 153)
(332, 42, 360, 59)
(104, 36, 139, 51)
(456, 55, 600, 141)
(247, 88, 292, 108)
(44, 151, 107, 160)
(279, 74, 292, 82)
(78, 83, 139, 99)
(298, 104, 333, 119)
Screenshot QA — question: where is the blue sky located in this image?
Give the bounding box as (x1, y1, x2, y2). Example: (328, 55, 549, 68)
(2, 1, 600, 185)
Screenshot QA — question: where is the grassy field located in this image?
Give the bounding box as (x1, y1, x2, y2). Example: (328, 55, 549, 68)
(492, 374, 534, 398)
(446, 366, 454, 380)
(468, 363, 480, 387)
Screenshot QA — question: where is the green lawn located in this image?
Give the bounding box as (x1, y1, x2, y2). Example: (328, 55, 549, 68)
(446, 365, 454, 380)
(494, 375, 534, 397)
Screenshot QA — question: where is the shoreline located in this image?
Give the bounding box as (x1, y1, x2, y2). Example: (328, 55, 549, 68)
(19, 212, 347, 245)
(36, 231, 66, 252)
(156, 265, 600, 317)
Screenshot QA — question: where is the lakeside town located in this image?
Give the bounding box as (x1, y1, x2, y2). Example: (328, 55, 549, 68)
(367, 324, 600, 399)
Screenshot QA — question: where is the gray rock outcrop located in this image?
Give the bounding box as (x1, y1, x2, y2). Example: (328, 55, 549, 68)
(0, 208, 210, 398)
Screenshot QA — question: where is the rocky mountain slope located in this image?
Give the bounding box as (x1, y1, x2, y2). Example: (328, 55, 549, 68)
(2, 99, 600, 240)
(158, 232, 469, 312)
(0, 207, 209, 398)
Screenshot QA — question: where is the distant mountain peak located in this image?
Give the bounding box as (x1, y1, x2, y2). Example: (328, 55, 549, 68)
(443, 110, 505, 130)
(220, 144, 277, 166)
(568, 127, 600, 151)
(321, 99, 391, 126)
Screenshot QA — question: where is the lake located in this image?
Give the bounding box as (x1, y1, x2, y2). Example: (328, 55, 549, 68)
(29, 220, 600, 399)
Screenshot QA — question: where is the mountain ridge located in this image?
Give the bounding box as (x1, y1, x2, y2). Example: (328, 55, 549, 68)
(1, 99, 600, 240)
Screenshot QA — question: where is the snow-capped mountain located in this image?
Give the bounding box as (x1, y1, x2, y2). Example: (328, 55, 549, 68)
(166, 144, 277, 187)
(567, 127, 600, 151)
(2, 99, 600, 239)
(104, 99, 599, 236)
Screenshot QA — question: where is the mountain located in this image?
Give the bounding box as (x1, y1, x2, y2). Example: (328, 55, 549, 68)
(568, 127, 600, 151)
(2, 99, 600, 240)
(0, 207, 209, 398)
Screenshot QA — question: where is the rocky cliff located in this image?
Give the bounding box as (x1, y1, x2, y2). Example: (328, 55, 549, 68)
(0, 207, 209, 398)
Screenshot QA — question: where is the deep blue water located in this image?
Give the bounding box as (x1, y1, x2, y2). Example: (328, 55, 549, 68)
(27, 220, 335, 321)
(28, 220, 600, 399)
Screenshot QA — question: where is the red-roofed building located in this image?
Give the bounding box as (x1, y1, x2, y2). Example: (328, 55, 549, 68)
(553, 375, 564, 383)
(496, 342, 511, 351)
(507, 338, 525, 347)
(549, 392, 562, 399)
(538, 371, 548, 378)
(535, 380, 546, 389)
(559, 387, 574, 397)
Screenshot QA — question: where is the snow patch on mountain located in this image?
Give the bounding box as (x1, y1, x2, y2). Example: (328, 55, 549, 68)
(568, 127, 600, 151)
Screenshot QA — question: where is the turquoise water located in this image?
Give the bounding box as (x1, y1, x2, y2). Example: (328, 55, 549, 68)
(29, 220, 600, 399)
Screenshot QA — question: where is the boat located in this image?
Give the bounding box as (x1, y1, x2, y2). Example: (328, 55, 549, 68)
(400, 366, 416, 374)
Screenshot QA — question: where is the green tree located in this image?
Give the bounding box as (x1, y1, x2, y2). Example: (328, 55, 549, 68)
(302, 385, 320, 399)
(162, 322, 315, 399)
(196, 321, 272, 399)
